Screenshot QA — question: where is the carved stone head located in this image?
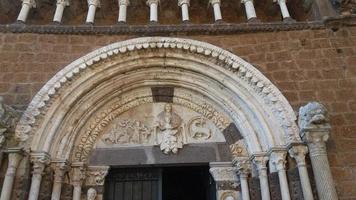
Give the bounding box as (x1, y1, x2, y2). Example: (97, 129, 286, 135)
(87, 188, 97, 200)
(298, 102, 329, 130)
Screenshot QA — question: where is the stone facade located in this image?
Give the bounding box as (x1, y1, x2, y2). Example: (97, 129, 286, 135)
(0, 2, 355, 199)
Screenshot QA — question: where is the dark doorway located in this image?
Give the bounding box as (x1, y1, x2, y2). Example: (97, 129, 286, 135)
(162, 166, 216, 200)
(104, 165, 216, 200)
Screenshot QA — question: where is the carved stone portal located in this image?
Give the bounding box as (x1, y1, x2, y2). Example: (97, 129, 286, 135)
(97, 103, 226, 154)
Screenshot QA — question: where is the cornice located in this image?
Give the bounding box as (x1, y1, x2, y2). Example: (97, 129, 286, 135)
(0, 21, 327, 35)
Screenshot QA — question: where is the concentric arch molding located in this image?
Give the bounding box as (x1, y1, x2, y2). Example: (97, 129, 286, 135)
(15, 37, 300, 146)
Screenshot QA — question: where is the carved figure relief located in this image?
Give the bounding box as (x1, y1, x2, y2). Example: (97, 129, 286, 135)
(187, 116, 211, 140)
(102, 119, 152, 145)
(87, 188, 97, 200)
(96, 103, 226, 155)
(154, 104, 186, 154)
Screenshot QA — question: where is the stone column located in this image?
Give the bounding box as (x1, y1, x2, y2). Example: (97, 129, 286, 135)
(72, 162, 86, 200)
(0, 148, 23, 200)
(178, 0, 190, 22)
(274, 0, 295, 22)
(288, 144, 314, 200)
(299, 102, 338, 200)
(118, 0, 130, 23)
(241, 0, 258, 22)
(209, 0, 222, 22)
(85, 0, 101, 24)
(269, 149, 291, 200)
(17, 0, 36, 22)
(146, 0, 159, 23)
(53, 0, 69, 23)
(28, 152, 51, 200)
(209, 162, 239, 200)
(252, 154, 270, 200)
(50, 160, 69, 200)
(234, 158, 251, 200)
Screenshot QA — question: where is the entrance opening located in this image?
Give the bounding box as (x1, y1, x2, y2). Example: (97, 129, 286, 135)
(104, 165, 216, 200)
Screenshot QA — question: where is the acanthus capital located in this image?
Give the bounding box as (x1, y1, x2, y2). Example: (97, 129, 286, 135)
(88, 0, 100, 7)
(302, 130, 330, 145)
(209, 0, 221, 5)
(288, 143, 308, 165)
(146, 0, 159, 6)
(118, 0, 130, 6)
(178, 0, 190, 7)
(251, 153, 269, 171)
(56, 0, 70, 6)
(233, 158, 251, 176)
(241, 0, 253, 4)
(269, 149, 288, 171)
(22, 0, 36, 8)
(30, 151, 51, 165)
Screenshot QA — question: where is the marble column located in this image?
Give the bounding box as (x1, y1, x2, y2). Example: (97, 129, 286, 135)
(50, 160, 69, 200)
(241, 0, 258, 22)
(118, 0, 130, 23)
(299, 102, 338, 200)
(274, 0, 295, 22)
(72, 162, 86, 200)
(269, 149, 291, 200)
(288, 144, 314, 200)
(252, 154, 270, 200)
(234, 158, 251, 200)
(147, 0, 159, 23)
(178, 0, 190, 22)
(85, 0, 101, 24)
(0, 148, 23, 200)
(209, 0, 223, 22)
(17, 0, 36, 22)
(28, 152, 51, 200)
(53, 0, 69, 23)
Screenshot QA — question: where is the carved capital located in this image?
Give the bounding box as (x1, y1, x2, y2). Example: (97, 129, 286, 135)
(209, 0, 220, 5)
(209, 162, 238, 182)
(72, 162, 87, 186)
(269, 148, 287, 171)
(56, 0, 70, 6)
(241, 0, 253, 4)
(88, 0, 100, 7)
(273, 0, 286, 4)
(233, 158, 251, 177)
(118, 0, 130, 6)
(21, 0, 36, 8)
(30, 152, 50, 176)
(86, 166, 110, 186)
(52, 159, 70, 183)
(178, 0, 190, 6)
(288, 144, 308, 166)
(146, 0, 159, 6)
(299, 102, 330, 135)
(251, 153, 269, 177)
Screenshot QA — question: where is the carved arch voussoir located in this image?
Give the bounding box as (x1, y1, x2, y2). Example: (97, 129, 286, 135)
(15, 37, 300, 150)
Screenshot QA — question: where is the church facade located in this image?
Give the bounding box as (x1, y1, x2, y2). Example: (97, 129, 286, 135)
(0, 0, 355, 200)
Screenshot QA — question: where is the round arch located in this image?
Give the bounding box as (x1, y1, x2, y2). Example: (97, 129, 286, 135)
(14, 37, 301, 162)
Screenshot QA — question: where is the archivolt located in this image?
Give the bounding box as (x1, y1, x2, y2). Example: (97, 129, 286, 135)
(14, 37, 300, 161)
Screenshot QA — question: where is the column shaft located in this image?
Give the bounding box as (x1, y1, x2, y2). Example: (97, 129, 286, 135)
(240, 175, 250, 200)
(28, 170, 43, 200)
(181, 3, 189, 21)
(150, 3, 158, 22)
(86, 5, 97, 23)
(53, 4, 65, 23)
(0, 151, 23, 200)
(259, 169, 271, 200)
(244, 0, 257, 20)
(72, 185, 82, 200)
(278, 170, 291, 200)
(212, 3, 222, 21)
(17, 4, 31, 22)
(118, 5, 127, 22)
(278, 0, 291, 18)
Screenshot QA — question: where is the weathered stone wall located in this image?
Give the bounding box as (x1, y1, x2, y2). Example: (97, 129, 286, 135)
(0, 27, 355, 199)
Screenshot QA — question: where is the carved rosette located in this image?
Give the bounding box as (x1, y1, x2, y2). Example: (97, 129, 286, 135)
(86, 166, 110, 186)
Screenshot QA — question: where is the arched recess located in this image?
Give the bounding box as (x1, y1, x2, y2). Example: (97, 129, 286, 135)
(14, 37, 301, 163)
